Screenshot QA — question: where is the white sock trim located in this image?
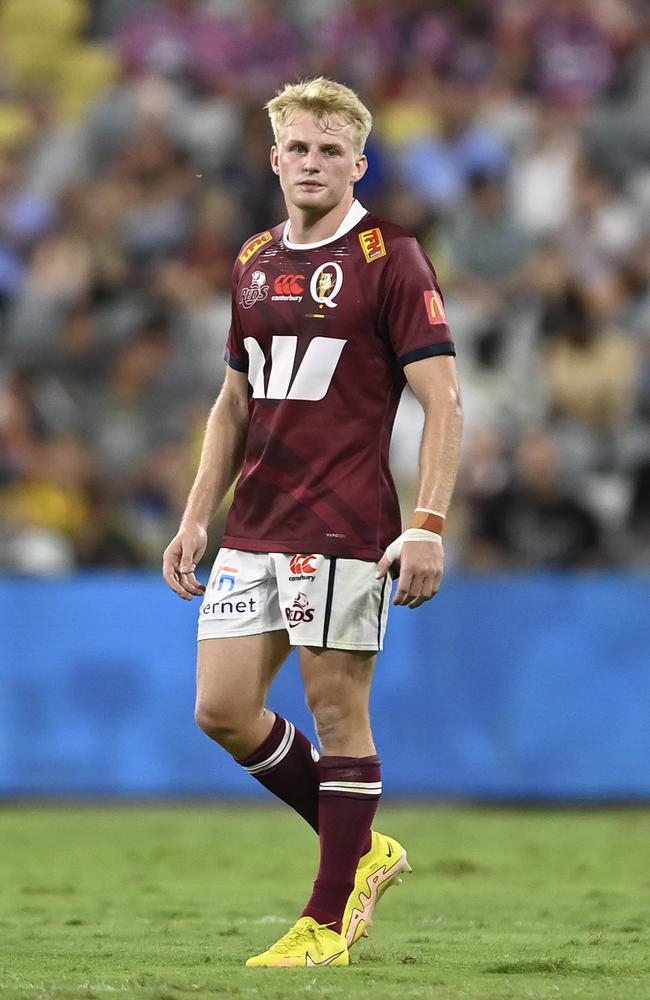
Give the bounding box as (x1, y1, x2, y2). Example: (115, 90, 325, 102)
(319, 780, 383, 795)
(243, 720, 295, 775)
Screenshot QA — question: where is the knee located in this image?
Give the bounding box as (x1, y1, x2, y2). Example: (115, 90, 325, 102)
(195, 697, 257, 748)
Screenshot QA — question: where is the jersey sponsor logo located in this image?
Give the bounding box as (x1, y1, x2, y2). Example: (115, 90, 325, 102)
(285, 592, 315, 628)
(289, 554, 318, 581)
(423, 288, 447, 325)
(240, 270, 269, 309)
(272, 273, 305, 302)
(309, 262, 343, 312)
(244, 335, 347, 400)
(238, 230, 272, 264)
(359, 227, 386, 263)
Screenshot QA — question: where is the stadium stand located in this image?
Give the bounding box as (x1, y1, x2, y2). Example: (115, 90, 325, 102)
(0, 0, 648, 573)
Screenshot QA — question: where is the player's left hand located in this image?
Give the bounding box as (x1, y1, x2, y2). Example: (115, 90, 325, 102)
(376, 529, 444, 608)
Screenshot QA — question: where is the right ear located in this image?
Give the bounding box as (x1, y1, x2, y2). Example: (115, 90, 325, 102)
(270, 146, 280, 175)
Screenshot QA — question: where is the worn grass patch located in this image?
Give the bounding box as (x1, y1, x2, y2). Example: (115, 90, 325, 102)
(1, 805, 650, 999)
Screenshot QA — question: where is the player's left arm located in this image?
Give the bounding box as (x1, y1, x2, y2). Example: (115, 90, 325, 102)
(377, 355, 463, 607)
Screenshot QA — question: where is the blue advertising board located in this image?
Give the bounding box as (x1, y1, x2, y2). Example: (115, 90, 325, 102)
(1, 573, 649, 799)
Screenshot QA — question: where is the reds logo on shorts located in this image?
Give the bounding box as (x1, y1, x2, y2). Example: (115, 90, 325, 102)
(285, 592, 315, 628)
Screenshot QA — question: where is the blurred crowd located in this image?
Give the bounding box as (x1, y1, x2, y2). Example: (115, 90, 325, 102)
(0, 0, 648, 574)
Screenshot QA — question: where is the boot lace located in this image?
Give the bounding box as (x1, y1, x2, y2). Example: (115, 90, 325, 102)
(268, 921, 330, 954)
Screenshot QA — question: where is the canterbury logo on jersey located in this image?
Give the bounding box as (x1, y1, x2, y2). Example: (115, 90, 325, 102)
(244, 335, 346, 400)
(239, 230, 272, 264)
(273, 274, 305, 295)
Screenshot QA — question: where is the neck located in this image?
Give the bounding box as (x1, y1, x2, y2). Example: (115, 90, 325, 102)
(286, 194, 355, 245)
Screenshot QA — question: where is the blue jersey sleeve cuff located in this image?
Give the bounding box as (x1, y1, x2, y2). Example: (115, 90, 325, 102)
(399, 342, 456, 367)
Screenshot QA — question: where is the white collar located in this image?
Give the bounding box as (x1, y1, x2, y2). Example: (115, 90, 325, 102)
(283, 200, 368, 250)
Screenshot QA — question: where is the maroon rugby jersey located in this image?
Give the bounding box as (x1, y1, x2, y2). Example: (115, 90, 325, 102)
(222, 200, 455, 561)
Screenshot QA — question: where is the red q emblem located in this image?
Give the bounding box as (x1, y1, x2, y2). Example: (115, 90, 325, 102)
(274, 274, 305, 295)
(289, 554, 317, 575)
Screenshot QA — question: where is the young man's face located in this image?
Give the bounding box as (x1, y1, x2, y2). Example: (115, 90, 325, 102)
(270, 110, 367, 215)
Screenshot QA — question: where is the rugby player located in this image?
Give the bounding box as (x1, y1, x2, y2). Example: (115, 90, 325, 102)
(163, 78, 463, 968)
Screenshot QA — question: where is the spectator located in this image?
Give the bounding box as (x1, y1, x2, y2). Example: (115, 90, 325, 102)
(396, 80, 510, 210)
(230, 0, 303, 98)
(449, 170, 531, 293)
(115, 0, 234, 88)
(0, 0, 647, 572)
(467, 428, 602, 570)
(542, 286, 639, 431)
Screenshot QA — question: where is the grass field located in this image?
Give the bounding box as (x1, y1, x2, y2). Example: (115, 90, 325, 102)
(1, 805, 649, 999)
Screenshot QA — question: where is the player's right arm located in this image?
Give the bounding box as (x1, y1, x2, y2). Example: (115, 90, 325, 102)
(162, 366, 250, 600)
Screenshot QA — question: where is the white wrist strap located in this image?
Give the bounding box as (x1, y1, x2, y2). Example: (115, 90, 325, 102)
(383, 527, 442, 564)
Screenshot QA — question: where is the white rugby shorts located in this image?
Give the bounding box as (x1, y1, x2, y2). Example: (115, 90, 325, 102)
(198, 548, 392, 651)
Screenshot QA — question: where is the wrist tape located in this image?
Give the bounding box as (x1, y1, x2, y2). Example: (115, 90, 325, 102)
(383, 527, 442, 564)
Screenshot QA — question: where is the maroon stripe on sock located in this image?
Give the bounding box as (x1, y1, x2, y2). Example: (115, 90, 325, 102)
(317, 755, 382, 784)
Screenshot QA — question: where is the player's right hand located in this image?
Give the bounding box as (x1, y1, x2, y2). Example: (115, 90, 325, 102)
(162, 525, 208, 600)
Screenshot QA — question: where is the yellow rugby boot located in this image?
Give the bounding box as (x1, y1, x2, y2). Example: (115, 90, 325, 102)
(343, 831, 412, 949)
(245, 915, 349, 968)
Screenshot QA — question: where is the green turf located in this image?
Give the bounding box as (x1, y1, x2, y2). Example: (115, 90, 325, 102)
(1, 805, 649, 999)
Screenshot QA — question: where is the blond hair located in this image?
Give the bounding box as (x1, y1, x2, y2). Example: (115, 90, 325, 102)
(266, 78, 372, 155)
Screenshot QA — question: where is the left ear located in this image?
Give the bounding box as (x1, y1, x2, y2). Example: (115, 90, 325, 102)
(351, 153, 368, 184)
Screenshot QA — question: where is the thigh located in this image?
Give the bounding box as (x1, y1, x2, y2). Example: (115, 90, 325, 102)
(197, 630, 291, 714)
(273, 553, 392, 651)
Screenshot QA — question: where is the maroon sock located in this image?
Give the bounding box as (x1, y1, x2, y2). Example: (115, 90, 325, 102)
(237, 713, 320, 832)
(301, 755, 381, 932)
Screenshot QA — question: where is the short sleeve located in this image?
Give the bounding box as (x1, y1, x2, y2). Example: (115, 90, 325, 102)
(224, 264, 248, 373)
(379, 237, 455, 367)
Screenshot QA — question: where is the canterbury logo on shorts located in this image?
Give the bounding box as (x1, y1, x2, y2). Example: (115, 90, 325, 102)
(289, 554, 317, 574)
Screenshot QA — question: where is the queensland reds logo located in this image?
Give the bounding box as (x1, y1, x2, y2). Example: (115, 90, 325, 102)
(310, 262, 343, 309)
(240, 270, 269, 309)
(285, 592, 315, 628)
(289, 554, 318, 581)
